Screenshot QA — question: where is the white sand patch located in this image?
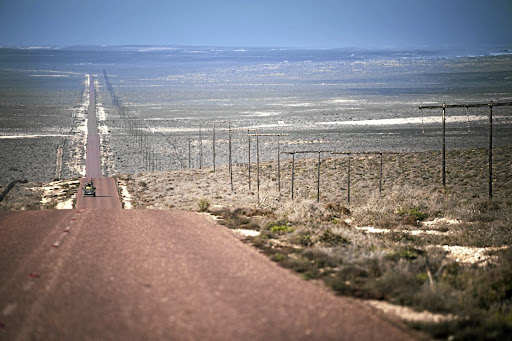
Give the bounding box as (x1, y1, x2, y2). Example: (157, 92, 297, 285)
(246, 123, 294, 129)
(409, 230, 449, 236)
(240, 111, 282, 117)
(40, 179, 79, 209)
(56, 198, 74, 209)
(66, 75, 89, 177)
(97, 106, 107, 121)
(233, 229, 260, 237)
(317, 115, 488, 126)
(355, 226, 448, 236)
(421, 217, 461, 227)
(152, 127, 198, 133)
(365, 300, 456, 323)
(442, 245, 508, 265)
(98, 125, 109, 134)
(94, 81, 116, 176)
(356, 226, 390, 234)
(0, 134, 70, 139)
(118, 182, 133, 209)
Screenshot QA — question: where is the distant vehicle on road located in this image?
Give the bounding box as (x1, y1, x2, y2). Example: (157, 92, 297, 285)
(83, 180, 96, 197)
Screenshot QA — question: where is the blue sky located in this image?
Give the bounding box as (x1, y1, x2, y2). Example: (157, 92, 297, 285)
(0, 0, 511, 49)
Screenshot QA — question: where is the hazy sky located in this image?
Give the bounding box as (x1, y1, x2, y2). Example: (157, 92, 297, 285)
(1, 0, 511, 49)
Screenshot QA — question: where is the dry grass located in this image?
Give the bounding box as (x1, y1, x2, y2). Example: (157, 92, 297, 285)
(125, 145, 512, 340)
(0, 182, 44, 211)
(2, 144, 511, 339)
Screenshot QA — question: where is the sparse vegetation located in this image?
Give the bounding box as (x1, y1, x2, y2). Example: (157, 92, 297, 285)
(4, 144, 511, 339)
(197, 198, 211, 212)
(126, 146, 509, 340)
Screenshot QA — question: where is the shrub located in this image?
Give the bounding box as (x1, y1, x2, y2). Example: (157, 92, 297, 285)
(270, 225, 295, 234)
(197, 198, 211, 212)
(397, 206, 428, 222)
(291, 231, 313, 246)
(319, 229, 349, 246)
(385, 247, 424, 261)
(408, 207, 429, 221)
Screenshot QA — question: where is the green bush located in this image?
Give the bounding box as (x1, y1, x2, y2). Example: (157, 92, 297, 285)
(270, 225, 295, 234)
(397, 206, 428, 221)
(197, 198, 211, 212)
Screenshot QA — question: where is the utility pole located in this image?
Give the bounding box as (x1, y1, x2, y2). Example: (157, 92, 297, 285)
(419, 100, 512, 199)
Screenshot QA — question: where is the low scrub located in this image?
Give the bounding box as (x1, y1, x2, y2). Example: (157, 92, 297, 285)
(236, 186, 512, 340)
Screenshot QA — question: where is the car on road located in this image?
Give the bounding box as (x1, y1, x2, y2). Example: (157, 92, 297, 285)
(83, 181, 96, 197)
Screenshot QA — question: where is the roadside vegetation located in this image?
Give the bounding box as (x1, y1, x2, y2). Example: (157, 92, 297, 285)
(207, 189, 512, 340)
(126, 145, 512, 340)
(2, 145, 511, 339)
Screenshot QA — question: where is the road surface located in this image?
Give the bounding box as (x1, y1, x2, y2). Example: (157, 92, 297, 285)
(77, 74, 121, 210)
(0, 74, 417, 340)
(0, 209, 414, 340)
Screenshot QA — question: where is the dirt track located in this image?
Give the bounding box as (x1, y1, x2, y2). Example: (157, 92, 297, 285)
(0, 75, 416, 340)
(77, 74, 121, 210)
(0, 209, 415, 340)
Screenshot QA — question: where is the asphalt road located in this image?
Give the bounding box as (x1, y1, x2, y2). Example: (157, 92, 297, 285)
(0, 74, 417, 340)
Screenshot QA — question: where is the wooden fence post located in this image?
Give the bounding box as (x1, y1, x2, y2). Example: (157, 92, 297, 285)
(199, 125, 203, 169)
(317, 151, 321, 203)
(442, 103, 446, 188)
(248, 133, 251, 190)
(229, 123, 233, 193)
(489, 102, 493, 199)
(256, 135, 260, 203)
(213, 123, 216, 172)
(188, 138, 191, 169)
(379, 152, 383, 194)
(278, 136, 281, 199)
(291, 152, 295, 200)
(347, 153, 351, 205)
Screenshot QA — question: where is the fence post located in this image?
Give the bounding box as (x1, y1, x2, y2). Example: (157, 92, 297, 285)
(379, 152, 383, 194)
(256, 135, 260, 203)
(229, 124, 233, 193)
(248, 132, 251, 190)
(199, 125, 203, 169)
(291, 152, 295, 200)
(442, 102, 446, 188)
(489, 102, 493, 199)
(213, 123, 216, 172)
(278, 136, 281, 199)
(347, 153, 351, 205)
(188, 138, 191, 169)
(317, 151, 321, 203)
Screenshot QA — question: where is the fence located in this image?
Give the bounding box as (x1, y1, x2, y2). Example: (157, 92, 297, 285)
(118, 115, 511, 205)
(102, 73, 511, 204)
(419, 101, 512, 199)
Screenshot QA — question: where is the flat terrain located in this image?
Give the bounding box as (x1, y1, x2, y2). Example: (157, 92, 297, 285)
(0, 74, 414, 340)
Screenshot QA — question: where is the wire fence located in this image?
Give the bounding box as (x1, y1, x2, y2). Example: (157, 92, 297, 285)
(101, 71, 512, 204)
